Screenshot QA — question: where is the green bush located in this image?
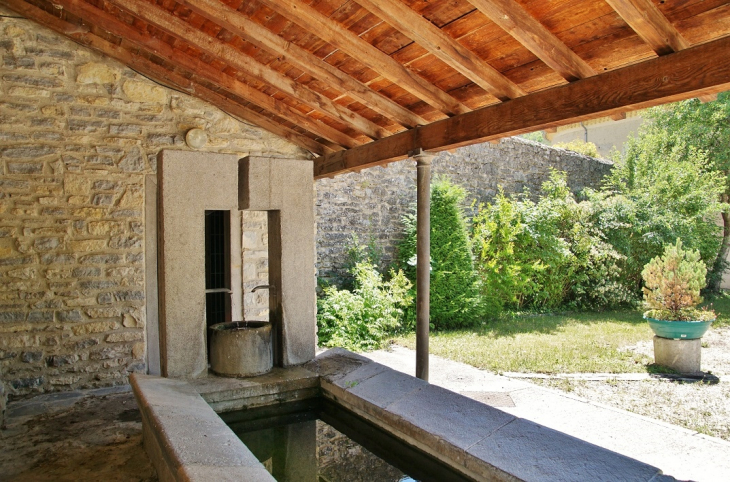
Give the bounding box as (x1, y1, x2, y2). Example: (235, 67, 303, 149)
(317, 262, 412, 351)
(339, 233, 384, 290)
(591, 136, 726, 296)
(472, 171, 629, 313)
(397, 178, 482, 330)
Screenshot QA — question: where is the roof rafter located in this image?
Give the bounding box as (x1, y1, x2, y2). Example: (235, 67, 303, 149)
(49, 0, 360, 149)
(605, 0, 690, 56)
(105, 0, 390, 140)
(255, 0, 469, 115)
(178, 0, 427, 129)
(315, 35, 730, 177)
(0, 0, 329, 155)
(465, 0, 596, 81)
(355, 0, 525, 100)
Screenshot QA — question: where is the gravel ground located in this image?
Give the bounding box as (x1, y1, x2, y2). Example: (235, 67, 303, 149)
(532, 326, 730, 441)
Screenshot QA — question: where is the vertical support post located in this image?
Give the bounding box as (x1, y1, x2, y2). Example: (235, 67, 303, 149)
(412, 148, 434, 381)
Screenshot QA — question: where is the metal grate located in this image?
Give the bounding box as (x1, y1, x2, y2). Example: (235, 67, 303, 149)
(205, 211, 231, 330)
(205, 210, 228, 290)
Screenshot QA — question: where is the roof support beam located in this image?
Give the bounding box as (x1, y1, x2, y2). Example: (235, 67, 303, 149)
(465, 0, 596, 81)
(315, 35, 730, 178)
(605, 0, 690, 56)
(255, 0, 469, 115)
(356, 0, 524, 100)
(106, 0, 389, 140)
(1, 0, 329, 155)
(47, 0, 359, 149)
(179, 0, 427, 129)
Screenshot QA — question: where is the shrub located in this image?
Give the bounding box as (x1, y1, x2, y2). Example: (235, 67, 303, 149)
(472, 171, 629, 313)
(397, 177, 482, 329)
(317, 262, 412, 351)
(553, 139, 600, 158)
(339, 233, 384, 290)
(642, 239, 714, 321)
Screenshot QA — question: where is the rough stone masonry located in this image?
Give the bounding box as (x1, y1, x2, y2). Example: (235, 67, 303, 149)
(0, 11, 306, 410)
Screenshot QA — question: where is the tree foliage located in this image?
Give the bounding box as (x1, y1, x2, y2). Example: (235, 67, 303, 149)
(642, 239, 712, 321)
(553, 139, 600, 158)
(595, 111, 727, 294)
(624, 94, 730, 289)
(397, 177, 482, 329)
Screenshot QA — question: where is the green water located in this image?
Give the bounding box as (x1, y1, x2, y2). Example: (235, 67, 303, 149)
(222, 399, 469, 482)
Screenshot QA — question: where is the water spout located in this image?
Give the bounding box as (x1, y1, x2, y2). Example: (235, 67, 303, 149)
(251, 284, 273, 293)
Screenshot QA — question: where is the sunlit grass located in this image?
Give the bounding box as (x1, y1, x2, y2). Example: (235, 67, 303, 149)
(391, 292, 730, 374)
(391, 310, 657, 374)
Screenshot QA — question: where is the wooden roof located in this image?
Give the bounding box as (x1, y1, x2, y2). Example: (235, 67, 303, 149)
(4, 0, 730, 178)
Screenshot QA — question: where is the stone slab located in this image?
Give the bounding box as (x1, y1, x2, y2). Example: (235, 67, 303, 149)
(190, 366, 319, 403)
(158, 150, 242, 378)
(467, 418, 661, 482)
(131, 374, 275, 481)
(312, 349, 668, 482)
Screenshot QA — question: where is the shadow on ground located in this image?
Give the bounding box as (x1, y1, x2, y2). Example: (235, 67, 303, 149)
(0, 390, 157, 482)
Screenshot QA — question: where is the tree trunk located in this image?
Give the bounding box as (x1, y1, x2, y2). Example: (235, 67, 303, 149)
(709, 192, 730, 292)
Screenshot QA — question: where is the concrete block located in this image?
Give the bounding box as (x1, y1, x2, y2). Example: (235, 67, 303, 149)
(653, 336, 702, 374)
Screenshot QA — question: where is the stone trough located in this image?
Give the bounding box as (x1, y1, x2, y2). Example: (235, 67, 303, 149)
(131, 348, 672, 482)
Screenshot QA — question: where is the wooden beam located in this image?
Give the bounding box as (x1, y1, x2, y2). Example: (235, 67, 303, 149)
(49, 0, 359, 149)
(356, 0, 524, 100)
(1, 0, 328, 155)
(610, 112, 627, 121)
(179, 0, 427, 129)
(605, 0, 690, 56)
(466, 0, 596, 82)
(255, 0, 469, 115)
(105, 0, 389, 140)
(315, 35, 730, 178)
(698, 93, 718, 103)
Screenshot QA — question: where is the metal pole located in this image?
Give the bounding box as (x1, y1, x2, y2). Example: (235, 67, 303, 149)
(412, 149, 433, 381)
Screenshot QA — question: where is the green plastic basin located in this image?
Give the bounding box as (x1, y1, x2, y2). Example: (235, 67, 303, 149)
(645, 317, 712, 340)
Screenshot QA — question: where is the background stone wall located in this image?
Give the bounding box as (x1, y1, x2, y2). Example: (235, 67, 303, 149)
(315, 138, 613, 285)
(0, 14, 305, 402)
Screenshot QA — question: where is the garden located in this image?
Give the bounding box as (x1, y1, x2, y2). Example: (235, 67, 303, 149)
(316, 94, 730, 440)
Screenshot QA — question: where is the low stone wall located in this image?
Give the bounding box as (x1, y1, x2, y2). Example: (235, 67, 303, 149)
(315, 138, 613, 285)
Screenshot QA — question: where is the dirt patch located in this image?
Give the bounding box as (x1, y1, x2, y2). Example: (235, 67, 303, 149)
(533, 326, 730, 441)
(0, 391, 157, 481)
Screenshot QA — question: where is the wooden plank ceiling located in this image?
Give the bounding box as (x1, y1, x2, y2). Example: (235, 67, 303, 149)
(3, 0, 730, 178)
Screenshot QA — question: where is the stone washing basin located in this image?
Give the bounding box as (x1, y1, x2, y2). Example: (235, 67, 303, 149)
(209, 321, 273, 377)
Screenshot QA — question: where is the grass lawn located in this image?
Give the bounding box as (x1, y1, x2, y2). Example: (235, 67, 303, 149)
(391, 294, 730, 374)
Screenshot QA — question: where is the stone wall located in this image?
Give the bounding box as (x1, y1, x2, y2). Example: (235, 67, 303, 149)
(0, 14, 305, 403)
(315, 138, 613, 285)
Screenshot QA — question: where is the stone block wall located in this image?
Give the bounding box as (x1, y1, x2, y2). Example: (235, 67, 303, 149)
(0, 14, 305, 402)
(315, 139, 613, 285)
